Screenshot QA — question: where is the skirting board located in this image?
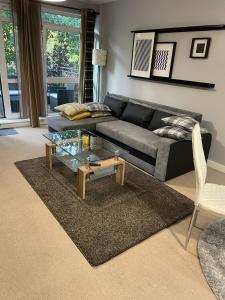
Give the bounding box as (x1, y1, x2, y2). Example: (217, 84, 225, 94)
(0, 118, 47, 129)
(0, 121, 30, 128)
(208, 160, 225, 174)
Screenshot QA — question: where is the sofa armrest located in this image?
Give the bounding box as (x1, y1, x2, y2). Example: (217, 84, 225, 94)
(154, 133, 212, 181)
(154, 138, 177, 181)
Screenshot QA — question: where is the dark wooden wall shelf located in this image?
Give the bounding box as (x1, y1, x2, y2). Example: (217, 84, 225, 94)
(127, 75, 215, 89)
(131, 24, 225, 34)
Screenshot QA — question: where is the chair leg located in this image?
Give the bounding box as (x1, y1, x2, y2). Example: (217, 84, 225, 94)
(185, 206, 198, 250)
(193, 209, 199, 228)
(187, 208, 199, 231)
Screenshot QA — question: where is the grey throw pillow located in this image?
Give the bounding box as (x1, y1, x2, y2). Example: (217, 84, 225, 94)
(153, 126, 191, 140)
(87, 103, 111, 112)
(162, 115, 208, 133)
(162, 115, 197, 131)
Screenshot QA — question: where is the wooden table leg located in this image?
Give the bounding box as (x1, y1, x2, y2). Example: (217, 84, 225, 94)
(116, 160, 125, 185)
(77, 168, 86, 200)
(77, 157, 125, 200)
(45, 143, 56, 170)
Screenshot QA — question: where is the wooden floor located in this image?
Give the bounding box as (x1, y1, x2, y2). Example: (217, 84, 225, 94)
(0, 126, 224, 300)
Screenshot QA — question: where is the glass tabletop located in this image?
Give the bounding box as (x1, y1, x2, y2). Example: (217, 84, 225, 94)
(43, 129, 128, 165)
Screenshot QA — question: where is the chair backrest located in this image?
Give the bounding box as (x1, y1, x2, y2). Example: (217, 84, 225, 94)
(192, 123, 207, 201)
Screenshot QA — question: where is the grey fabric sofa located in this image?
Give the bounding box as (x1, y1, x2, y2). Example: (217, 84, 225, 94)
(47, 93, 212, 181)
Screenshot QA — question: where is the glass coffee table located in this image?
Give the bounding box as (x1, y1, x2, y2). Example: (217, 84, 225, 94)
(43, 129, 127, 200)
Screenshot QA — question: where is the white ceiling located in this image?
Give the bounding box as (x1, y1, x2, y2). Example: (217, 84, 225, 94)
(78, 0, 118, 4)
(41, 0, 118, 9)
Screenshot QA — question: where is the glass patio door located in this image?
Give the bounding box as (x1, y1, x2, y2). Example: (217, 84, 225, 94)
(0, 8, 20, 119)
(2, 21, 20, 117)
(0, 77, 4, 118)
(42, 11, 81, 113)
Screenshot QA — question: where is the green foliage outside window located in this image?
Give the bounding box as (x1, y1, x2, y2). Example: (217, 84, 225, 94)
(44, 12, 80, 77)
(2, 22, 17, 78)
(46, 30, 80, 77)
(0, 10, 81, 79)
(0, 9, 12, 18)
(0, 10, 16, 78)
(42, 12, 80, 28)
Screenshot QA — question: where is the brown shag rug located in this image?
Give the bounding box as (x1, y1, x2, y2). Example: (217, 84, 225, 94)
(15, 157, 194, 266)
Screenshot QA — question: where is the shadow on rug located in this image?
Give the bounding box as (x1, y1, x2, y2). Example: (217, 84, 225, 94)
(15, 157, 194, 266)
(198, 219, 225, 300)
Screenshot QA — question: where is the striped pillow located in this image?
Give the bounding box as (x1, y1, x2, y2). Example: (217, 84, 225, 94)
(87, 103, 111, 112)
(153, 126, 191, 140)
(162, 115, 197, 132)
(162, 115, 208, 133)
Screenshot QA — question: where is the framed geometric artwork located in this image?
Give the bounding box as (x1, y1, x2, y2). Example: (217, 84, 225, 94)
(130, 32, 155, 78)
(152, 42, 177, 78)
(190, 38, 211, 59)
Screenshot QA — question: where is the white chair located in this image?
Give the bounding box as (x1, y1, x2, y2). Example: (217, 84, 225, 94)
(185, 123, 225, 249)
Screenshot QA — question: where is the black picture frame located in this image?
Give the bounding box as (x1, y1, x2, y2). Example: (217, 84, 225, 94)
(130, 32, 155, 78)
(151, 42, 177, 78)
(190, 37, 211, 59)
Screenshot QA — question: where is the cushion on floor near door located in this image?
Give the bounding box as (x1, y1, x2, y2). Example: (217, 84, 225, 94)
(96, 120, 173, 159)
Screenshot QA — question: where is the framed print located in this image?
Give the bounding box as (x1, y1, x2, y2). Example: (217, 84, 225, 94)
(190, 38, 211, 59)
(152, 42, 177, 78)
(130, 32, 155, 78)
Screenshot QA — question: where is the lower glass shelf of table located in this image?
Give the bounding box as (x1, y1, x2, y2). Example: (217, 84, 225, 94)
(43, 129, 128, 199)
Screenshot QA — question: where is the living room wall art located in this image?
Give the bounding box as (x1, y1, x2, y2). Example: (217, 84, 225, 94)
(152, 42, 176, 78)
(190, 37, 211, 59)
(131, 32, 155, 78)
(128, 24, 225, 88)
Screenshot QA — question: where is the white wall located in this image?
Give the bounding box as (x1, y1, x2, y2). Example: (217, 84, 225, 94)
(100, 0, 225, 166)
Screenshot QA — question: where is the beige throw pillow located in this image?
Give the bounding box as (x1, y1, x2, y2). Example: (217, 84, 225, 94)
(55, 103, 88, 116)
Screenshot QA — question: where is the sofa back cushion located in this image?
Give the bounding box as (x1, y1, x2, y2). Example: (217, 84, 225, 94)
(148, 110, 173, 131)
(107, 93, 203, 122)
(104, 95, 127, 117)
(121, 102, 154, 128)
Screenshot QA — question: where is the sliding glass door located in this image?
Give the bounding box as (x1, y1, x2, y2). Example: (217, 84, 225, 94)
(42, 11, 81, 113)
(0, 77, 4, 118)
(0, 7, 81, 118)
(2, 21, 20, 115)
(0, 7, 20, 119)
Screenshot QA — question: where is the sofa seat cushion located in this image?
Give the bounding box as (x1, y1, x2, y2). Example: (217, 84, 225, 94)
(47, 115, 117, 132)
(96, 120, 170, 159)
